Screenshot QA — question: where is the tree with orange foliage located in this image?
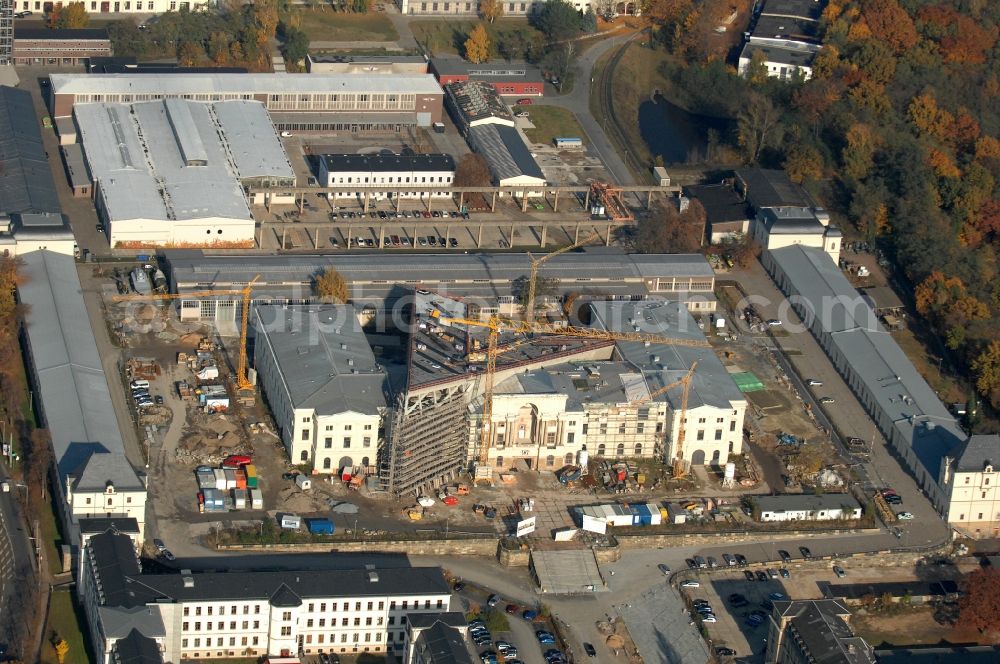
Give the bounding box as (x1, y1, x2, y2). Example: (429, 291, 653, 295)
(939, 15, 997, 64)
(861, 0, 917, 53)
(915, 271, 965, 317)
(971, 341, 1000, 409)
(907, 93, 953, 140)
(975, 136, 1000, 160)
(842, 123, 878, 179)
(784, 144, 823, 183)
(926, 148, 961, 179)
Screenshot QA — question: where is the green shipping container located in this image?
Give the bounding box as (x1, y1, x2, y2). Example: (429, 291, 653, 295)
(247, 476, 258, 489)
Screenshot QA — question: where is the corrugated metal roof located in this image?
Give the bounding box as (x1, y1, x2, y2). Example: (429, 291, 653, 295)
(770, 245, 967, 479)
(467, 123, 545, 183)
(18, 251, 125, 478)
(51, 72, 444, 95)
(0, 86, 61, 214)
(75, 99, 288, 223)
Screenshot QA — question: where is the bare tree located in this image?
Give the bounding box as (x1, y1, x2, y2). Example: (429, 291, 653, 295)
(737, 93, 782, 164)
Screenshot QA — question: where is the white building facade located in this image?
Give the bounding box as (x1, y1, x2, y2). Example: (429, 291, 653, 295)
(757, 495, 863, 522)
(253, 305, 387, 475)
(65, 452, 147, 541)
(318, 153, 455, 201)
(19, 0, 209, 15)
(80, 530, 454, 663)
(940, 434, 1000, 538)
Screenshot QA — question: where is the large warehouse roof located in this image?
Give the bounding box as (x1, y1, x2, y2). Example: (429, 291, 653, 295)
(0, 86, 61, 214)
(18, 251, 125, 478)
(75, 99, 289, 223)
(167, 250, 712, 298)
(50, 72, 443, 96)
(770, 245, 966, 478)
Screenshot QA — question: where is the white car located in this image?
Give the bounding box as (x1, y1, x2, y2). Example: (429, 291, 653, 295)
(896, 512, 914, 520)
(417, 496, 435, 507)
(806, 379, 823, 386)
(680, 580, 700, 588)
(280, 131, 293, 137)
(701, 615, 717, 623)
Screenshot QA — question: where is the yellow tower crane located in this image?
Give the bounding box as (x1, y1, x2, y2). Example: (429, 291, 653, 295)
(524, 231, 602, 320)
(429, 311, 710, 478)
(630, 361, 698, 478)
(112, 276, 261, 392)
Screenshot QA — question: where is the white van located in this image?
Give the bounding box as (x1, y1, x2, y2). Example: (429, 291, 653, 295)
(130, 379, 150, 389)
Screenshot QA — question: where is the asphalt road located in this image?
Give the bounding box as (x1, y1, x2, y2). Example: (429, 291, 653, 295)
(0, 470, 37, 655)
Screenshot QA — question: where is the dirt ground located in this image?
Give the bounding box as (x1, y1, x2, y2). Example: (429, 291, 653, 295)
(852, 606, 984, 648)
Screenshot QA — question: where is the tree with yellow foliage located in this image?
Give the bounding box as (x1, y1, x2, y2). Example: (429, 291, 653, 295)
(464, 24, 491, 64)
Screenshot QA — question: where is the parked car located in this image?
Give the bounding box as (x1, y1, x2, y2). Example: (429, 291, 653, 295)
(153, 538, 166, 552)
(728, 593, 748, 606)
(516, 98, 533, 105)
(723, 553, 737, 566)
(806, 379, 823, 386)
(658, 563, 671, 575)
(536, 630, 556, 644)
(735, 554, 749, 567)
(159, 549, 176, 562)
(680, 580, 701, 588)
(716, 646, 736, 656)
(505, 603, 519, 614)
(281, 472, 298, 481)
(780, 568, 791, 579)
(583, 642, 597, 657)
(743, 571, 755, 581)
(707, 556, 719, 568)
(897, 511, 914, 520)
(154, 395, 164, 405)
(521, 609, 538, 621)
(778, 549, 792, 563)
(768, 592, 786, 601)
(453, 581, 465, 591)
(833, 565, 847, 578)
(767, 319, 782, 326)
(701, 615, 717, 623)
(799, 546, 813, 559)
(755, 570, 768, 582)
(486, 594, 500, 607)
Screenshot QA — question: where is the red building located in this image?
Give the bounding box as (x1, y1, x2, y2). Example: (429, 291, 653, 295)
(429, 55, 545, 97)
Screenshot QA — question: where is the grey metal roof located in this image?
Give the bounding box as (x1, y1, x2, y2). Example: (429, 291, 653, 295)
(432, 55, 542, 82)
(71, 452, 144, 492)
(18, 251, 125, 478)
(759, 207, 826, 234)
(111, 628, 164, 664)
(51, 72, 444, 96)
(88, 530, 143, 608)
(321, 152, 455, 173)
(61, 143, 92, 189)
(772, 599, 874, 664)
(10, 212, 74, 240)
(685, 183, 752, 225)
(736, 168, 813, 210)
(589, 300, 746, 410)
(130, 566, 450, 602)
(467, 123, 545, 183)
(770, 245, 967, 479)
(0, 86, 61, 214)
(210, 100, 296, 181)
(740, 42, 817, 68)
(409, 612, 467, 629)
(413, 620, 475, 664)
(167, 250, 711, 295)
(952, 434, 1000, 473)
(751, 15, 820, 43)
(74, 100, 258, 224)
(253, 305, 388, 416)
(756, 493, 860, 513)
(309, 54, 427, 64)
(79, 517, 140, 535)
(503, 361, 665, 410)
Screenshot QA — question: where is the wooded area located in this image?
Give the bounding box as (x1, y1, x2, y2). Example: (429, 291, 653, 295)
(647, 0, 1000, 415)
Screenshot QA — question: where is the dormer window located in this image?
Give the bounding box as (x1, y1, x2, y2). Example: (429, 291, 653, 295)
(985, 465, 993, 474)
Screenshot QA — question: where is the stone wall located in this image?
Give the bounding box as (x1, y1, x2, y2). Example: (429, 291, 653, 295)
(616, 527, 881, 550)
(218, 537, 499, 556)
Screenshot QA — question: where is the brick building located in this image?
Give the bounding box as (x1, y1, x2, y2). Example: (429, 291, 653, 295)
(12, 27, 111, 66)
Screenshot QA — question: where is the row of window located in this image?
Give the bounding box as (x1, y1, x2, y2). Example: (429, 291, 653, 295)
(24, 1, 199, 8)
(330, 176, 453, 184)
(181, 599, 442, 617)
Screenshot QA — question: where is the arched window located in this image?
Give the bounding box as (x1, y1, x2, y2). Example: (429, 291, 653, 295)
(616, 444, 625, 457)
(597, 444, 606, 457)
(300, 450, 308, 461)
(322, 458, 331, 469)
(634, 444, 643, 456)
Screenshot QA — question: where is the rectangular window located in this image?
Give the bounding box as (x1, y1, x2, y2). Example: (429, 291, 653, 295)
(325, 437, 332, 448)
(730, 420, 737, 432)
(697, 430, 705, 441)
(344, 437, 351, 448)
(715, 430, 723, 440)
(363, 436, 372, 447)
(302, 429, 310, 441)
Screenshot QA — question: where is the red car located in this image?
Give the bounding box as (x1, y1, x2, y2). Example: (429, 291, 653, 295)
(516, 98, 533, 105)
(222, 454, 252, 468)
(442, 495, 459, 506)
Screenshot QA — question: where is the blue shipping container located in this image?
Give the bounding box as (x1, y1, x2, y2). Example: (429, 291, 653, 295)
(306, 518, 335, 535)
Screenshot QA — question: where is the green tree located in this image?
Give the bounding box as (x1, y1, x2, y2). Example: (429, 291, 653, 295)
(178, 41, 205, 66)
(971, 340, 1000, 408)
(581, 8, 598, 33)
(542, 43, 575, 93)
(252, 0, 281, 43)
(55, 2, 90, 28)
(534, 0, 581, 41)
(282, 27, 310, 64)
(313, 268, 349, 303)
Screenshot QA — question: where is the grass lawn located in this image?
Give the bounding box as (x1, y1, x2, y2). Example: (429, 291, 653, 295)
(38, 486, 66, 574)
(411, 18, 542, 57)
(41, 590, 89, 664)
(297, 10, 399, 42)
(522, 105, 586, 146)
